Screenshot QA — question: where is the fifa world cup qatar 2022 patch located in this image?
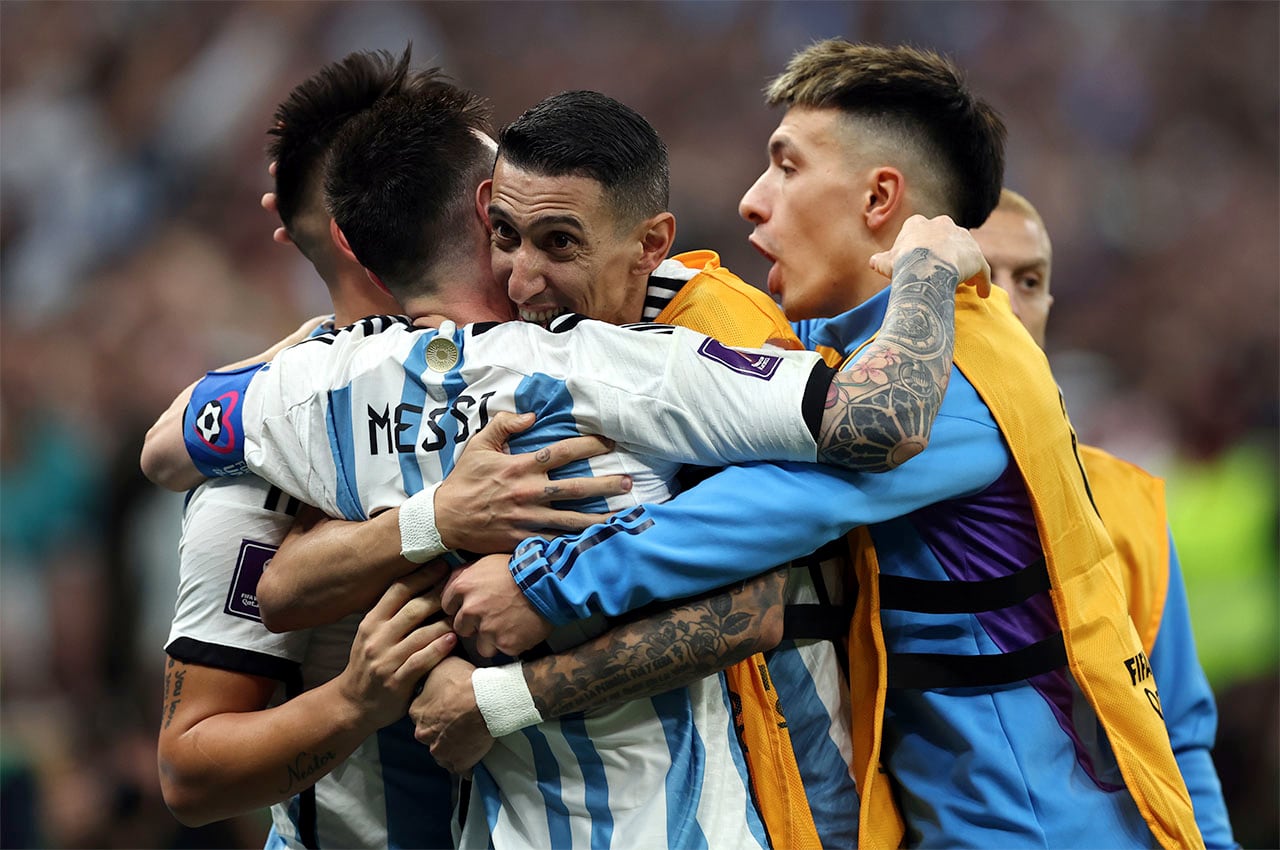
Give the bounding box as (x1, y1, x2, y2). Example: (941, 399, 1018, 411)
(697, 337, 782, 380)
(224, 539, 277, 622)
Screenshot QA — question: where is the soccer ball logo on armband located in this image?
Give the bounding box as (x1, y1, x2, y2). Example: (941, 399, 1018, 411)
(195, 400, 224, 444)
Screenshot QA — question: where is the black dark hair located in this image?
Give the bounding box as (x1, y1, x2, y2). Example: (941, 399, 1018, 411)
(497, 90, 669, 228)
(268, 46, 413, 239)
(325, 82, 494, 298)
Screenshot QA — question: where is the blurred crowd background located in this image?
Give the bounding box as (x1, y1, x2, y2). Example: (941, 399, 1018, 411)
(0, 1, 1275, 847)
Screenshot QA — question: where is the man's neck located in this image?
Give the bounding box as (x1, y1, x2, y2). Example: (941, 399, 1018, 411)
(329, 270, 401, 326)
(402, 282, 516, 326)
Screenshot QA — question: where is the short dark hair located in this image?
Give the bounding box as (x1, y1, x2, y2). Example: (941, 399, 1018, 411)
(325, 82, 494, 299)
(497, 90, 669, 228)
(268, 46, 414, 258)
(766, 40, 1005, 228)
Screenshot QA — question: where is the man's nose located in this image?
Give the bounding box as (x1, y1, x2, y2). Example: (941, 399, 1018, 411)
(739, 172, 769, 224)
(507, 247, 545, 303)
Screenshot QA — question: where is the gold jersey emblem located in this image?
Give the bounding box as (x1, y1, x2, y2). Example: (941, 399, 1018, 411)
(425, 337, 459, 373)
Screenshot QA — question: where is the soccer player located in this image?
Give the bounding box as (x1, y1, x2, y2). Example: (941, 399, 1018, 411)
(148, 86, 988, 849)
(150, 51, 628, 847)
(154, 48, 461, 848)
(464, 89, 858, 847)
(462, 41, 1206, 849)
(973, 187, 1237, 848)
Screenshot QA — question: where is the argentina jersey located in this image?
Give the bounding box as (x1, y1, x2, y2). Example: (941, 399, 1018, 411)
(168, 476, 452, 849)
(183, 314, 827, 519)
(180, 313, 832, 850)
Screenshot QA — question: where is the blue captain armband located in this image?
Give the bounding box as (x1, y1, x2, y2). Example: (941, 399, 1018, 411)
(183, 363, 266, 478)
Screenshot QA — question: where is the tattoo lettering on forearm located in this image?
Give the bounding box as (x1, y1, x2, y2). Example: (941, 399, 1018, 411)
(277, 750, 337, 795)
(819, 248, 958, 471)
(527, 570, 787, 718)
(162, 657, 183, 730)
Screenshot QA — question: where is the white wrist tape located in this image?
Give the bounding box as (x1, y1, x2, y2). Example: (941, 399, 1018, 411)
(472, 663, 543, 738)
(399, 481, 448, 563)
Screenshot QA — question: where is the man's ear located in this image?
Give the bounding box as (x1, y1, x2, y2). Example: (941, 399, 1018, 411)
(634, 211, 676, 275)
(365, 270, 393, 297)
(476, 179, 494, 230)
(331, 218, 393, 297)
(330, 218, 359, 264)
(864, 166, 906, 234)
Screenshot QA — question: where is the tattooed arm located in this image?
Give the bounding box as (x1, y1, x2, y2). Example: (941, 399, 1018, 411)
(411, 568, 787, 774)
(817, 214, 990, 470)
(158, 571, 454, 826)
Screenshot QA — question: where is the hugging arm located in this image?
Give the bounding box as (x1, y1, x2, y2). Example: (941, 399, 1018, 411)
(411, 567, 788, 774)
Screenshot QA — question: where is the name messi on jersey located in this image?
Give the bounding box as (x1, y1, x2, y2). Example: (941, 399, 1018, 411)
(366, 392, 497, 454)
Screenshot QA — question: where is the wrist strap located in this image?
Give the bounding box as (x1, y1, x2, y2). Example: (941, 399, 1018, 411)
(399, 482, 447, 563)
(472, 663, 543, 738)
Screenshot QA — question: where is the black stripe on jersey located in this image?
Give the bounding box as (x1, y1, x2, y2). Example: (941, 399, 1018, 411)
(331, 314, 411, 337)
(263, 485, 303, 517)
(165, 636, 302, 684)
(802, 363, 837, 443)
(643, 275, 687, 320)
(619, 321, 676, 335)
(470, 321, 502, 336)
(547, 313, 590, 333)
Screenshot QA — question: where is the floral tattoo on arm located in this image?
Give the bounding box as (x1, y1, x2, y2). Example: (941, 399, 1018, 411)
(521, 568, 788, 719)
(819, 248, 959, 471)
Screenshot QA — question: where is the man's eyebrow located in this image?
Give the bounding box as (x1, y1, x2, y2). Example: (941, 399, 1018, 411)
(487, 204, 586, 232)
(768, 137, 793, 160)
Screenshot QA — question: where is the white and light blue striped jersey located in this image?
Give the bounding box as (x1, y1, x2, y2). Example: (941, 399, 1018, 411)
(185, 315, 828, 520)
(181, 313, 831, 849)
(166, 475, 453, 849)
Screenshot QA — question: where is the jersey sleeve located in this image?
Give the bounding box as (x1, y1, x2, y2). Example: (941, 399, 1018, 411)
(513, 392, 1008, 625)
(539, 319, 828, 466)
(1148, 536, 1238, 849)
(165, 477, 309, 681)
(184, 364, 266, 479)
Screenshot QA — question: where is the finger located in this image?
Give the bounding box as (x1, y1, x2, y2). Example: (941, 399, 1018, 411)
(440, 567, 468, 618)
(371, 567, 442, 621)
(400, 629, 458, 681)
(261, 192, 275, 212)
(537, 472, 631, 505)
(963, 256, 992, 298)
(268, 160, 279, 176)
(520, 508, 614, 536)
(409, 560, 449, 589)
(533, 435, 615, 470)
(387, 592, 446, 638)
(473, 632, 499, 659)
(868, 250, 894, 279)
(412, 313, 448, 329)
(467, 411, 536, 452)
(273, 226, 292, 246)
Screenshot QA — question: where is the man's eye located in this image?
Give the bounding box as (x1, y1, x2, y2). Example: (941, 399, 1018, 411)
(548, 233, 575, 251)
(492, 223, 517, 243)
(1018, 274, 1042, 291)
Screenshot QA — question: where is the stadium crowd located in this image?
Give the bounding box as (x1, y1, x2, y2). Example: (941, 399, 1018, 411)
(1, 2, 1275, 847)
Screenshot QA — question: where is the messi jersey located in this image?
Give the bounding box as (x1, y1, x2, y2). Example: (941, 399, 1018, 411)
(184, 315, 827, 519)
(166, 476, 453, 849)
(181, 313, 828, 849)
